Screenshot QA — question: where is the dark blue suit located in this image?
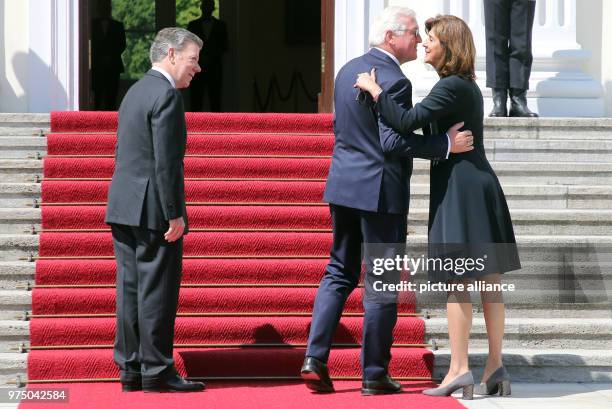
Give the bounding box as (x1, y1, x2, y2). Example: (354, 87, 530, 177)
(305, 48, 449, 380)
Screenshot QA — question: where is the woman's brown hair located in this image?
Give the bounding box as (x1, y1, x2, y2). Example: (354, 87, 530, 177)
(425, 15, 476, 81)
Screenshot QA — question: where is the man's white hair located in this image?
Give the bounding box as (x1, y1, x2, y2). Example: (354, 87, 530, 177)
(368, 6, 416, 47)
(150, 27, 203, 64)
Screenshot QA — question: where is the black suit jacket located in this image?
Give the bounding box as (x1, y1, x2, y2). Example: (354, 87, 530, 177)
(105, 70, 188, 233)
(91, 18, 126, 74)
(187, 16, 227, 70)
(322, 48, 448, 214)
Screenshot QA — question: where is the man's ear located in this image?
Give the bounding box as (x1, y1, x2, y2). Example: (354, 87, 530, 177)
(385, 30, 394, 45)
(168, 47, 176, 64)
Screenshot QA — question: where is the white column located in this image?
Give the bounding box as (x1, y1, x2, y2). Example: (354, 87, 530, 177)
(334, 0, 385, 80)
(28, 0, 79, 112)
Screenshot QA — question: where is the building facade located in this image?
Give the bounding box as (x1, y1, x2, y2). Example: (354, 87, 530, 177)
(1, 0, 612, 116)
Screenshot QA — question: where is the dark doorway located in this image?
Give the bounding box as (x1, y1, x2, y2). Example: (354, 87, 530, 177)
(81, 0, 331, 113)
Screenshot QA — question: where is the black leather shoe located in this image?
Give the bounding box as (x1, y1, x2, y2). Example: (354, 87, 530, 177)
(121, 381, 142, 392)
(300, 356, 334, 392)
(143, 374, 205, 393)
(509, 88, 538, 117)
(489, 88, 508, 117)
(120, 373, 142, 392)
(362, 375, 402, 396)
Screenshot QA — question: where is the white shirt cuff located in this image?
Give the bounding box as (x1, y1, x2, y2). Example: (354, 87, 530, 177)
(445, 133, 451, 159)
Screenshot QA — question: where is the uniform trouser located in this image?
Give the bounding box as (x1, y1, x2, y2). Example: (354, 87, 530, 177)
(111, 224, 183, 382)
(93, 72, 120, 111)
(305, 204, 406, 380)
(190, 68, 223, 112)
(484, 0, 536, 90)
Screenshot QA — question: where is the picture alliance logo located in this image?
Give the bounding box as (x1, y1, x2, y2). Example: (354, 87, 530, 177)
(371, 254, 488, 276)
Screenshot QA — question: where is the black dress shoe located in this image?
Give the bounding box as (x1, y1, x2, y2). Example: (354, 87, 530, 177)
(143, 374, 205, 393)
(121, 381, 142, 392)
(362, 375, 402, 396)
(489, 88, 508, 117)
(120, 373, 142, 392)
(509, 88, 538, 117)
(300, 356, 334, 392)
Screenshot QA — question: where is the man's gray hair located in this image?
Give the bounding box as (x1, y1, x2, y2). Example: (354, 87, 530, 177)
(368, 6, 416, 47)
(149, 27, 203, 63)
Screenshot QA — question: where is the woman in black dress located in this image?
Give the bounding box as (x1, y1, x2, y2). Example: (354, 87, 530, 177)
(356, 15, 520, 398)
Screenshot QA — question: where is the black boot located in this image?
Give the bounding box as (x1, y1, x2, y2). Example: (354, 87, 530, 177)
(509, 88, 538, 117)
(489, 88, 508, 117)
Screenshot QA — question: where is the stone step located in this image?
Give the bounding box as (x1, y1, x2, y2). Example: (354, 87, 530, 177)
(1, 259, 610, 293)
(0, 262, 35, 290)
(28, 138, 612, 163)
(0, 352, 26, 386)
(0, 159, 612, 186)
(1, 291, 609, 321)
(0, 236, 38, 261)
(0, 209, 40, 234)
(2, 183, 610, 210)
(419, 184, 612, 211)
(0, 114, 49, 136)
(426, 317, 612, 350)
(407, 209, 612, 236)
(0, 316, 609, 354)
(423, 305, 612, 319)
(481, 117, 612, 141)
(0, 184, 41, 208)
(2, 116, 611, 139)
(2, 116, 607, 140)
(485, 139, 612, 163)
(0, 160, 41, 183)
(2, 208, 611, 236)
(1, 234, 612, 261)
(433, 348, 612, 382)
(0, 137, 46, 159)
(0, 348, 610, 386)
(2, 159, 612, 185)
(411, 160, 612, 185)
(0, 291, 30, 320)
(0, 322, 28, 353)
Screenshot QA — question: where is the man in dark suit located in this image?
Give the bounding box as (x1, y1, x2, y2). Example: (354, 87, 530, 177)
(187, 0, 228, 112)
(105, 27, 204, 393)
(91, 0, 126, 111)
(485, 0, 538, 117)
(300, 6, 474, 395)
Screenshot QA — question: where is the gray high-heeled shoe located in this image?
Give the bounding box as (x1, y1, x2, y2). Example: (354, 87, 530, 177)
(475, 366, 511, 396)
(422, 371, 474, 400)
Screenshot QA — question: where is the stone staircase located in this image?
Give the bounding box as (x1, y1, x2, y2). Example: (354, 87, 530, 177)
(0, 114, 610, 386)
(0, 114, 48, 387)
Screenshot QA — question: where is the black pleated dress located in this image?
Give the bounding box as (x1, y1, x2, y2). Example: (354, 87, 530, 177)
(376, 75, 521, 282)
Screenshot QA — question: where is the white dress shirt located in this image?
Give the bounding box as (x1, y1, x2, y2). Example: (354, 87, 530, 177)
(151, 66, 176, 88)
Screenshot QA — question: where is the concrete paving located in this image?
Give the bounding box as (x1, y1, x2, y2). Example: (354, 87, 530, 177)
(459, 383, 612, 409)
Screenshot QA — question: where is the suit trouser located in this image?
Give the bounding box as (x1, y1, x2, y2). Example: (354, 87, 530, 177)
(111, 224, 183, 381)
(305, 204, 407, 380)
(484, 0, 536, 90)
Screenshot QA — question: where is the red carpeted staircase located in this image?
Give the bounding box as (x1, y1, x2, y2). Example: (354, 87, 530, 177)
(21, 112, 464, 408)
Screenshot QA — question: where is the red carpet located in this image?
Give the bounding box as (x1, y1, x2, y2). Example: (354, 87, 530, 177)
(23, 112, 463, 409)
(19, 382, 464, 409)
(41, 180, 327, 203)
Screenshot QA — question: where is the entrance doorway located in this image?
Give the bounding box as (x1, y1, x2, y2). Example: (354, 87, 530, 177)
(80, 0, 332, 113)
